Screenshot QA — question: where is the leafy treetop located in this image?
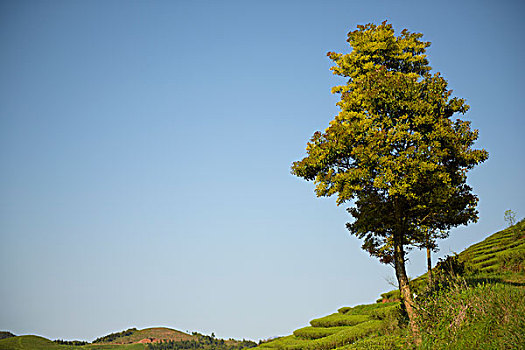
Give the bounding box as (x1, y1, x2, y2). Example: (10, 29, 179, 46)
(292, 22, 488, 263)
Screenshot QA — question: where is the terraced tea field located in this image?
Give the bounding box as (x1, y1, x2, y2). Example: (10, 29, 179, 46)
(257, 302, 406, 350)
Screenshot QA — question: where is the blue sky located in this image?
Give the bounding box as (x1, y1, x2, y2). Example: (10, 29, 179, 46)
(1, 0, 523, 342)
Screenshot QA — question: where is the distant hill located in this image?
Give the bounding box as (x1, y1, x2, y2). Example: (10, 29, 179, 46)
(0, 335, 65, 350)
(0, 328, 256, 350)
(92, 327, 193, 344)
(256, 220, 525, 349)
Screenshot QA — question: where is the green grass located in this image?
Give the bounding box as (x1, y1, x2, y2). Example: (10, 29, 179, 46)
(416, 282, 525, 349)
(309, 314, 371, 328)
(259, 322, 386, 350)
(255, 302, 402, 350)
(0, 336, 146, 350)
(337, 302, 398, 316)
(0, 329, 252, 350)
(292, 321, 383, 350)
(293, 326, 352, 340)
(0, 336, 61, 350)
(334, 334, 411, 350)
(257, 335, 311, 349)
(379, 219, 525, 303)
(460, 220, 525, 275)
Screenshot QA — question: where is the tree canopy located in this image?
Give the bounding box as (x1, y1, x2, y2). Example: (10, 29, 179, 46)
(291, 21, 488, 341)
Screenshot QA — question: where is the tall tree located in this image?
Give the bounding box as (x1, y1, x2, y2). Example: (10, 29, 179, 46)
(415, 227, 448, 286)
(291, 22, 488, 342)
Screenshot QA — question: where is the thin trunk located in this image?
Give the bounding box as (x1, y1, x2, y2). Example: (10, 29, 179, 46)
(426, 231, 433, 286)
(393, 231, 421, 345)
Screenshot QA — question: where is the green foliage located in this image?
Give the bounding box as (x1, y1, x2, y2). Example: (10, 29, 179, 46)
(146, 333, 256, 350)
(504, 209, 517, 227)
(310, 314, 370, 328)
(256, 335, 310, 350)
(293, 321, 383, 350)
(291, 22, 487, 337)
(337, 302, 398, 316)
(291, 21, 487, 264)
(0, 335, 147, 350)
(0, 336, 60, 350)
(497, 249, 524, 273)
(378, 220, 525, 304)
(258, 322, 386, 350)
(293, 327, 350, 340)
(434, 254, 465, 277)
(53, 339, 88, 346)
(366, 304, 400, 321)
(255, 302, 404, 350)
(460, 219, 525, 276)
(0, 333, 15, 341)
(415, 282, 525, 349)
(334, 334, 411, 350)
(92, 328, 138, 344)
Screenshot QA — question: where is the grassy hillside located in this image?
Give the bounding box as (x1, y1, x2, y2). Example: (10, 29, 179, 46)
(460, 219, 524, 278)
(256, 220, 525, 349)
(0, 336, 59, 350)
(0, 329, 255, 350)
(0, 335, 145, 350)
(257, 302, 409, 350)
(380, 219, 525, 302)
(92, 328, 192, 345)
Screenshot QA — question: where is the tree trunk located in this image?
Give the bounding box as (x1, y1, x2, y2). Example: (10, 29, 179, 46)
(426, 230, 433, 287)
(426, 244, 433, 286)
(393, 231, 421, 345)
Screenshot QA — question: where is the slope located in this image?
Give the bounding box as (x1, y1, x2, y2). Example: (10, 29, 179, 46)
(0, 335, 145, 350)
(92, 327, 192, 344)
(380, 218, 525, 302)
(256, 220, 525, 349)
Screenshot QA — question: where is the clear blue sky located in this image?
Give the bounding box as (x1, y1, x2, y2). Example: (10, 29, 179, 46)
(1, 0, 523, 342)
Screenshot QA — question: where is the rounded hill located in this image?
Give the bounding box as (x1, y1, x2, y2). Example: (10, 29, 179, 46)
(95, 327, 193, 344)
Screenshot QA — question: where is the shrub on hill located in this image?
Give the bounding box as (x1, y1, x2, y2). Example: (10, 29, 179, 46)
(92, 327, 138, 343)
(289, 320, 383, 350)
(367, 304, 400, 321)
(257, 301, 406, 349)
(309, 313, 370, 328)
(53, 339, 88, 346)
(335, 334, 412, 350)
(293, 326, 351, 340)
(146, 333, 256, 350)
(497, 248, 524, 273)
(337, 302, 398, 316)
(0, 332, 15, 340)
(256, 335, 311, 349)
